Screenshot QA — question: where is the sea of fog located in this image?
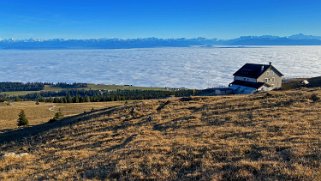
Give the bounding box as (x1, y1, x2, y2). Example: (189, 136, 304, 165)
(0, 46, 320, 89)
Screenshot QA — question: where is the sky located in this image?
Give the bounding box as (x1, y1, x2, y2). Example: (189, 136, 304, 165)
(0, 0, 320, 39)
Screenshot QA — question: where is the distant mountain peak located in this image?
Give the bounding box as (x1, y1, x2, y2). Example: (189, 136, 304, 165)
(288, 33, 321, 40)
(1, 34, 321, 49)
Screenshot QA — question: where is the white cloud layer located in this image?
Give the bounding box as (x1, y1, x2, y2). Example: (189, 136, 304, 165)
(0, 46, 320, 89)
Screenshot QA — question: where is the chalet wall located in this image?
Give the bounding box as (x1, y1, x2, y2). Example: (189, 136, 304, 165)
(257, 67, 283, 88)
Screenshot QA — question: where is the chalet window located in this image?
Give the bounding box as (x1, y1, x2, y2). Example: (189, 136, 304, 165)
(265, 78, 269, 83)
(272, 77, 275, 82)
(266, 71, 270, 76)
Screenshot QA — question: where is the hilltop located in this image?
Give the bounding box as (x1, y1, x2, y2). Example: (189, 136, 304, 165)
(0, 88, 321, 180)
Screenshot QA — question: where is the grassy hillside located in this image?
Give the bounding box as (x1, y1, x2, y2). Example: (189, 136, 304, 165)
(282, 76, 321, 90)
(0, 89, 321, 180)
(0, 101, 123, 132)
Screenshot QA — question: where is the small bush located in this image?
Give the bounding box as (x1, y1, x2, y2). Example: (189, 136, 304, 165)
(156, 100, 170, 111)
(179, 96, 193, 102)
(311, 94, 320, 102)
(49, 109, 64, 123)
(17, 110, 29, 127)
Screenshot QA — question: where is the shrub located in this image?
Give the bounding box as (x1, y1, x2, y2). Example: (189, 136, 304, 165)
(311, 94, 320, 102)
(17, 110, 29, 127)
(156, 100, 170, 111)
(179, 97, 193, 102)
(49, 109, 64, 123)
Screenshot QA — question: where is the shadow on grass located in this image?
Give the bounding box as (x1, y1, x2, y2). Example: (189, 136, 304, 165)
(0, 105, 123, 144)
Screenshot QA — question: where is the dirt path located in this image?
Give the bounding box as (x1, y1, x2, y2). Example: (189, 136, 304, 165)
(48, 105, 56, 112)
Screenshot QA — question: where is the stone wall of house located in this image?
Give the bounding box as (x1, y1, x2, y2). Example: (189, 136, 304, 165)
(257, 67, 283, 88)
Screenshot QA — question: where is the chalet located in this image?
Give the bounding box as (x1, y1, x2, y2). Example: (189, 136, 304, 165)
(229, 62, 283, 94)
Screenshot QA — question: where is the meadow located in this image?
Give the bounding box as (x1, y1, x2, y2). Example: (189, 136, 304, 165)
(0, 101, 123, 132)
(0, 88, 320, 180)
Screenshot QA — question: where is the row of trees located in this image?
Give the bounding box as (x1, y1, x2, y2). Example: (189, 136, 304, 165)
(2, 89, 200, 103)
(50, 82, 88, 89)
(20, 89, 100, 100)
(0, 82, 88, 92)
(39, 90, 174, 103)
(0, 82, 45, 92)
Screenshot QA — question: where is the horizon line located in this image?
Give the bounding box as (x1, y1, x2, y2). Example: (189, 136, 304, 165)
(1, 33, 321, 41)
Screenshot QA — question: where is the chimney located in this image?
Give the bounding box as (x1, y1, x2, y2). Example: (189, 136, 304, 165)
(269, 62, 272, 65)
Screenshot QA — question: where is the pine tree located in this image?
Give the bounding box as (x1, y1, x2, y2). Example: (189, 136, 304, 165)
(75, 96, 80, 103)
(66, 94, 72, 103)
(85, 96, 91, 102)
(192, 89, 197, 96)
(54, 108, 64, 120)
(17, 110, 29, 127)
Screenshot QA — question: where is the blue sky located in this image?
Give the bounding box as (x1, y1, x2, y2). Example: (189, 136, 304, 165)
(0, 0, 320, 39)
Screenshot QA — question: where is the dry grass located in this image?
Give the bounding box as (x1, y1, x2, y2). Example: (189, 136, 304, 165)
(0, 101, 123, 132)
(0, 88, 321, 180)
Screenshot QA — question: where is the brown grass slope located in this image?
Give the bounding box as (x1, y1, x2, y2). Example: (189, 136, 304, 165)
(0, 89, 321, 180)
(0, 101, 123, 132)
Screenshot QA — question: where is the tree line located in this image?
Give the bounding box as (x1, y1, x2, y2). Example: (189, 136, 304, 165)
(0, 82, 45, 92)
(0, 82, 88, 92)
(2, 89, 200, 103)
(50, 82, 88, 89)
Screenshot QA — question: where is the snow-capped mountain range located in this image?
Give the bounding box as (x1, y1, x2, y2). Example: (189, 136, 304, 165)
(0, 34, 321, 49)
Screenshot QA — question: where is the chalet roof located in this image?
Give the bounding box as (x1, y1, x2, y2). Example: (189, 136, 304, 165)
(233, 63, 283, 79)
(230, 80, 271, 89)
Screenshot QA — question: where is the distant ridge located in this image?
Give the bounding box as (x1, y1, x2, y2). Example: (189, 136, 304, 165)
(1, 34, 321, 49)
(228, 34, 321, 45)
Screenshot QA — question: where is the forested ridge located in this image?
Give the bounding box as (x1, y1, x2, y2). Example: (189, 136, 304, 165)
(0, 82, 45, 92)
(3, 89, 198, 103)
(0, 82, 88, 92)
(0, 82, 199, 103)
